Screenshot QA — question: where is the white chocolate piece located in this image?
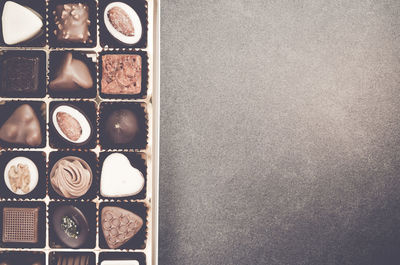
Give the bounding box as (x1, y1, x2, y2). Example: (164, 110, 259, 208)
(2, 1, 43, 45)
(104, 2, 142, 45)
(101, 261, 139, 265)
(4, 156, 38, 195)
(100, 153, 144, 197)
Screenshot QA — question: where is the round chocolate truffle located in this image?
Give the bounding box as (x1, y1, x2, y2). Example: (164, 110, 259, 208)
(51, 205, 89, 248)
(104, 109, 138, 144)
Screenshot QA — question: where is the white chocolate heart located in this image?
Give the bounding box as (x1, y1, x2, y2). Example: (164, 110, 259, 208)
(2, 1, 43, 45)
(100, 153, 144, 197)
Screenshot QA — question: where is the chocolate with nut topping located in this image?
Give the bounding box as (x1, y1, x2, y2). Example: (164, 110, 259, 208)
(54, 3, 91, 43)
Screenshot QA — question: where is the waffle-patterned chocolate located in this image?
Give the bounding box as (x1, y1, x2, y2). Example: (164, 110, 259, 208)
(2, 207, 38, 243)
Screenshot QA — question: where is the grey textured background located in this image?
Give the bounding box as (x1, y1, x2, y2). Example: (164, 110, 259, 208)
(159, 1, 400, 264)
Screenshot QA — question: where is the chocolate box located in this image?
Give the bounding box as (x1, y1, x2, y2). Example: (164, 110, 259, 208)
(0, 0, 160, 264)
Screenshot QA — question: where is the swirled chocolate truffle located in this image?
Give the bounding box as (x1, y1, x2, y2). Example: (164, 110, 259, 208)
(50, 156, 92, 199)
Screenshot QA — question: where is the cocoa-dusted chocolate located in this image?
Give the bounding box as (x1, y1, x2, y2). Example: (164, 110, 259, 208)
(54, 3, 91, 43)
(0, 104, 42, 146)
(2, 207, 39, 243)
(49, 52, 93, 91)
(101, 54, 142, 95)
(101, 206, 143, 249)
(51, 205, 89, 248)
(1, 56, 39, 94)
(104, 109, 139, 145)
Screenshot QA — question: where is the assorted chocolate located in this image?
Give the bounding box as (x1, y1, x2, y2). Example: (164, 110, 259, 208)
(49, 52, 93, 92)
(101, 54, 142, 95)
(49, 102, 97, 148)
(100, 102, 148, 149)
(0, 202, 46, 248)
(0, 51, 46, 97)
(4, 156, 38, 195)
(1, 56, 39, 93)
(0, 0, 151, 264)
(0, 104, 43, 147)
(0, 251, 45, 265)
(100, 153, 145, 198)
(104, 2, 142, 45)
(1, 1, 44, 45)
(51, 205, 90, 248)
(101, 206, 143, 249)
(99, 0, 148, 48)
(50, 156, 92, 199)
(53, 3, 91, 44)
(2, 207, 38, 243)
(50, 252, 95, 265)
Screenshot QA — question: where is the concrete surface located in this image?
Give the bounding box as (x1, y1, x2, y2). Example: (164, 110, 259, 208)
(159, 1, 400, 264)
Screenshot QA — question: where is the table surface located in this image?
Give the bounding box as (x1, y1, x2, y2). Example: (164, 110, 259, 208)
(159, 1, 400, 264)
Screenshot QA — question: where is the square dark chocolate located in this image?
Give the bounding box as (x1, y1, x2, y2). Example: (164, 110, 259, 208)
(0, 51, 46, 98)
(1, 57, 39, 93)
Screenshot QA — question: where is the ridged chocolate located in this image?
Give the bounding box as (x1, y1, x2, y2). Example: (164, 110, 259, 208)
(55, 253, 89, 265)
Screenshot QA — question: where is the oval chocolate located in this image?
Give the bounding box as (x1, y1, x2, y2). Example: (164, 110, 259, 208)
(52, 205, 89, 248)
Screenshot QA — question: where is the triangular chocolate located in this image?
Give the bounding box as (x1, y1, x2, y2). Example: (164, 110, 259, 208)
(0, 104, 42, 146)
(2, 1, 43, 45)
(49, 52, 93, 91)
(101, 206, 143, 249)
